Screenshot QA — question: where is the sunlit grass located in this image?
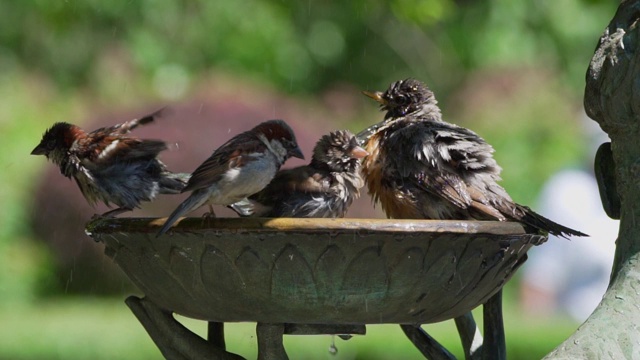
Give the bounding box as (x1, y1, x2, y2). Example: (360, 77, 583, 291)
(0, 293, 577, 360)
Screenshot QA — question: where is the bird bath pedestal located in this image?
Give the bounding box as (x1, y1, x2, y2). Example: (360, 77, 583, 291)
(85, 217, 545, 360)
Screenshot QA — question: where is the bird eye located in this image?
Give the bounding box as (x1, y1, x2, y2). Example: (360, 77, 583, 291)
(46, 139, 57, 149)
(396, 95, 410, 106)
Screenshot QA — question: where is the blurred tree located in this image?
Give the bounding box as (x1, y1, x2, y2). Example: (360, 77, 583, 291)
(0, 0, 617, 94)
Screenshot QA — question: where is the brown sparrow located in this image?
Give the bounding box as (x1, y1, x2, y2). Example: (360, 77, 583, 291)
(31, 108, 190, 217)
(157, 119, 304, 236)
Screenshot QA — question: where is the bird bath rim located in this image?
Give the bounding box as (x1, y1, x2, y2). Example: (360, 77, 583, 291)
(86, 217, 529, 236)
(85, 217, 543, 325)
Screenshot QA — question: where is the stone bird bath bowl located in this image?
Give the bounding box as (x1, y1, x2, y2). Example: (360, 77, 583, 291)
(85, 217, 545, 359)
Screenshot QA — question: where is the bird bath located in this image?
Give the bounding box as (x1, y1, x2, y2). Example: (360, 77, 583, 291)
(85, 217, 545, 359)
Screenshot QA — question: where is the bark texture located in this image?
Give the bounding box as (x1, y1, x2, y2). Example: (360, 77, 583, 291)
(546, 1, 640, 358)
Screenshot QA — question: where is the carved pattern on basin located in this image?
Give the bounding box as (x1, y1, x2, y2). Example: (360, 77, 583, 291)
(86, 217, 545, 325)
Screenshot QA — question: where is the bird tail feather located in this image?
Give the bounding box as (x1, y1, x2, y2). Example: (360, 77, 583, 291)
(157, 190, 207, 237)
(159, 172, 191, 194)
(516, 204, 588, 239)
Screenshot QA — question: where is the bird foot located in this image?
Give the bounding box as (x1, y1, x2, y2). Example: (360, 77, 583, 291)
(201, 206, 216, 227)
(202, 205, 217, 219)
(201, 212, 217, 219)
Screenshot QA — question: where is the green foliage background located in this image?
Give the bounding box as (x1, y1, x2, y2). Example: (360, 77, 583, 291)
(0, 0, 613, 92)
(0, 0, 618, 358)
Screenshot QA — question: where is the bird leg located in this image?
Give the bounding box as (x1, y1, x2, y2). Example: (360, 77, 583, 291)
(202, 205, 217, 218)
(201, 205, 217, 228)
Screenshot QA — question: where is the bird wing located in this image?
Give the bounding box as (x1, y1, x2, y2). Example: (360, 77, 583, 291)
(397, 122, 505, 217)
(241, 167, 333, 217)
(116, 108, 166, 133)
(183, 132, 265, 192)
(75, 107, 169, 163)
(250, 167, 330, 205)
(413, 169, 472, 209)
(90, 108, 166, 136)
(76, 135, 167, 165)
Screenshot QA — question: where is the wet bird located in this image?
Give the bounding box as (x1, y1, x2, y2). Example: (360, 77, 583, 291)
(31, 108, 190, 217)
(229, 130, 367, 218)
(157, 119, 304, 236)
(359, 78, 586, 238)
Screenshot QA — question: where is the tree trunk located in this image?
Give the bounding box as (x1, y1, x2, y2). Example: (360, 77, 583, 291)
(545, 1, 640, 358)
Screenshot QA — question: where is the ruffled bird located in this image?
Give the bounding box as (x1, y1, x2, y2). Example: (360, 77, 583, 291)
(359, 78, 586, 238)
(31, 108, 190, 217)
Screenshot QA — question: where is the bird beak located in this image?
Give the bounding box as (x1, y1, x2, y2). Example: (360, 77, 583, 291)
(31, 144, 46, 156)
(289, 146, 305, 160)
(349, 146, 369, 159)
(362, 90, 387, 104)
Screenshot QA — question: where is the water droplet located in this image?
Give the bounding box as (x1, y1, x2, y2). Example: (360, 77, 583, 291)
(328, 335, 338, 355)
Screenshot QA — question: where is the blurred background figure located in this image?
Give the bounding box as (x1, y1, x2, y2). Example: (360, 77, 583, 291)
(520, 117, 618, 322)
